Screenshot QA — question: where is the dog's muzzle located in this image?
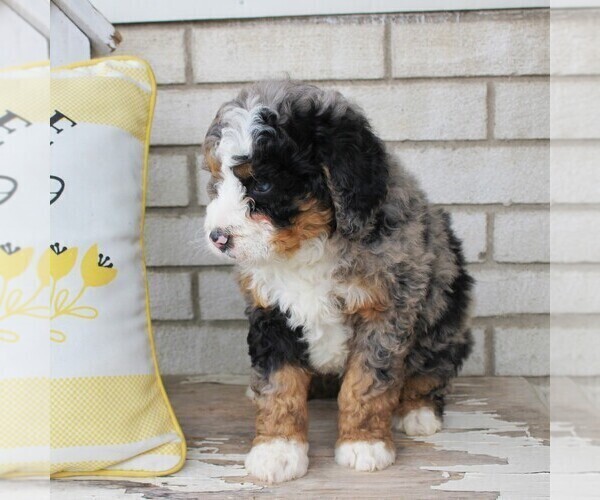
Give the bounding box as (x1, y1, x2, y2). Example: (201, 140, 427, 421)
(209, 228, 231, 252)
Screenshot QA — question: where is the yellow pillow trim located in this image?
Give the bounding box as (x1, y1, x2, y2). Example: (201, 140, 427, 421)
(51, 57, 155, 141)
(49, 56, 186, 479)
(0, 60, 50, 72)
(50, 77, 150, 142)
(0, 61, 49, 124)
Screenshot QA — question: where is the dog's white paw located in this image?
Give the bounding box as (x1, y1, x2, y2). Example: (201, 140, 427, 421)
(335, 440, 395, 472)
(244, 439, 309, 483)
(394, 407, 442, 436)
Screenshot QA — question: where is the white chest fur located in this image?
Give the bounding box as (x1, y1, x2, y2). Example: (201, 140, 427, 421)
(242, 239, 351, 374)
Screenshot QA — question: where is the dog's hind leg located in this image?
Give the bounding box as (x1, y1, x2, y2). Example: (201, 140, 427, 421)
(395, 323, 473, 436)
(393, 375, 446, 436)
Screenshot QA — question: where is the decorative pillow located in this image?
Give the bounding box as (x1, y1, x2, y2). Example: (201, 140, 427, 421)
(0, 58, 185, 478)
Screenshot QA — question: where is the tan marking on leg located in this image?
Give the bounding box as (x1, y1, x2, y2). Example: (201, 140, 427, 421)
(253, 365, 311, 445)
(271, 199, 333, 256)
(337, 356, 399, 448)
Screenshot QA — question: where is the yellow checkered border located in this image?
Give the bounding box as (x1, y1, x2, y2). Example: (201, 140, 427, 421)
(51, 375, 174, 448)
(0, 61, 49, 124)
(51, 65, 151, 142)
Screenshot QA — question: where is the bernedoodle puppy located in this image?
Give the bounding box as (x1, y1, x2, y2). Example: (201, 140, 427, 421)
(202, 80, 473, 483)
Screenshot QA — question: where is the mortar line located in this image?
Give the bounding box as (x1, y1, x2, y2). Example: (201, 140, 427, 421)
(383, 15, 392, 81)
(471, 315, 550, 328)
(148, 265, 233, 273)
(146, 206, 206, 215)
(151, 138, 550, 149)
(150, 145, 204, 154)
(153, 315, 554, 330)
(152, 319, 249, 329)
(486, 326, 495, 376)
(486, 211, 495, 264)
(187, 150, 199, 206)
(183, 25, 193, 84)
(147, 262, 551, 272)
(388, 138, 549, 147)
(438, 204, 550, 212)
(467, 261, 549, 271)
(486, 80, 495, 140)
(191, 270, 201, 323)
(155, 74, 550, 90)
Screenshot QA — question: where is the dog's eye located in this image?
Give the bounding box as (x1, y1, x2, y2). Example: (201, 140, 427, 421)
(253, 181, 272, 194)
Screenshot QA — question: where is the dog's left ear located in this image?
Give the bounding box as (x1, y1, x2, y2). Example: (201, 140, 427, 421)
(313, 95, 389, 237)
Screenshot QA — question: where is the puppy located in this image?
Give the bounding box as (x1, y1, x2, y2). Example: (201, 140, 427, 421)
(203, 81, 473, 483)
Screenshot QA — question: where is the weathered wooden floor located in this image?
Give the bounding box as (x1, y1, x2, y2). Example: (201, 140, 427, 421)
(43, 376, 563, 499)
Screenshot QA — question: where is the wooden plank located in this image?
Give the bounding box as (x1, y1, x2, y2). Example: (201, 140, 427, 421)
(52, 0, 119, 57)
(90, 0, 550, 24)
(3, 0, 49, 38)
(0, 1, 48, 68)
(53, 377, 550, 498)
(50, 3, 90, 66)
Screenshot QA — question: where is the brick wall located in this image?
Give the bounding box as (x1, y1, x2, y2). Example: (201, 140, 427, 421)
(549, 10, 600, 376)
(114, 9, 555, 377)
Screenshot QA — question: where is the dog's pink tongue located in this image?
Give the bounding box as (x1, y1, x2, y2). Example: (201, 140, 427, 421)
(216, 235, 228, 245)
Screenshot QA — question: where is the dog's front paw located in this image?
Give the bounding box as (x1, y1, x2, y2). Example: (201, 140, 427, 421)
(245, 439, 309, 483)
(394, 407, 442, 436)
(335, 440, 395, 472)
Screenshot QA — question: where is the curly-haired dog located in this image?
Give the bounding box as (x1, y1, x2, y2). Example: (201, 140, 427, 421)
(203, 81, 473, 483)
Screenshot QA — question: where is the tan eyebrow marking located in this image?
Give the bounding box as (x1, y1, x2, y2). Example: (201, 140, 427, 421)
(231, 162, 254, 181)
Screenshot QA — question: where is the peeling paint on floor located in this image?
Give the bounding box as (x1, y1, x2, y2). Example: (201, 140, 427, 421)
(550, 421, 600, 497)
(188, 439, 248, 463)
(416, 409, 549, 498)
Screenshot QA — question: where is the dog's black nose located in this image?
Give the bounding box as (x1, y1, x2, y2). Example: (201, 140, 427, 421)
(209, 229, 230, 251)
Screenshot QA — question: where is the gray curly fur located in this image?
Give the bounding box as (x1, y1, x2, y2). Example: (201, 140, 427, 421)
(204, 80, 474, 413)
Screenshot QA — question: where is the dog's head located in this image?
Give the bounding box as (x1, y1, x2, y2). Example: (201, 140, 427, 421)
(203, 81, 389, 263)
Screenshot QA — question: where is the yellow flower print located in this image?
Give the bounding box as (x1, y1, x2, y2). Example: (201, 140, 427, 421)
(0, 243, 33, 281)
(81, 244, 117, 287)
(37, 248, 51, 287)
(49, 243, 118, 341)
(0, 243, 47, 333)
(49, 242, 77, 281)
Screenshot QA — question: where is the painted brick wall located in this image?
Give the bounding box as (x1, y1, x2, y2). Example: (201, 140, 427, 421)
(549, 9, 600, 377)
(114, 9, 555, 377)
